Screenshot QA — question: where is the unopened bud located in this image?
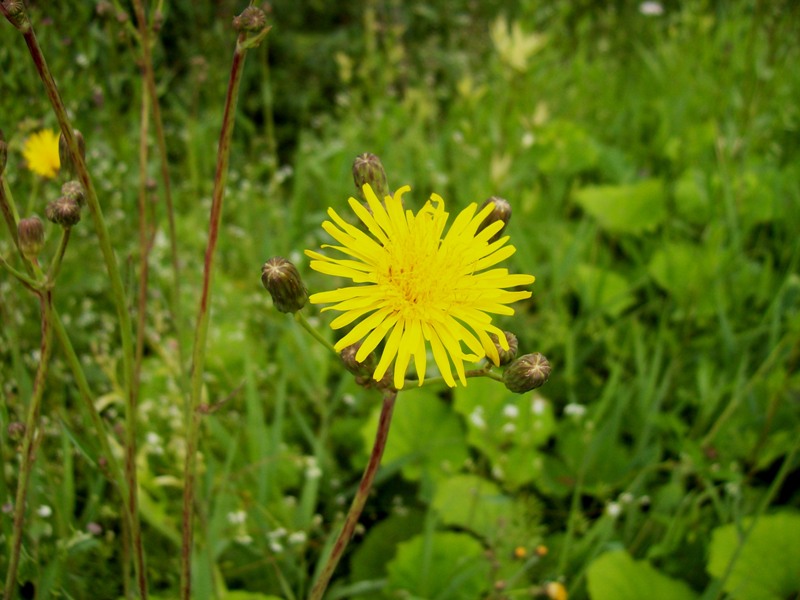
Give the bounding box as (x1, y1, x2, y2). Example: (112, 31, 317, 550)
(491, 331, 518, 366)
(503, 352, 551, 393)
(340, 342, 376, 378)
(0, 129, 7, 175)
(233, 6, 267, 32)
(261, 257, 307, 313)
(545, 581, 568, 600)
(477, 196, 511, 243)
(58, 129, 85, 176)
(17, 216, 45, 260)
(46, 196, 81, 227)
(2, 0, 30, 31)
(61, 180, 85, 207)
(353, 153, 389, 200)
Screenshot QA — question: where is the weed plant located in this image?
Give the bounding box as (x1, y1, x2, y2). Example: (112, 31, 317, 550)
(1, 1, 799, 600)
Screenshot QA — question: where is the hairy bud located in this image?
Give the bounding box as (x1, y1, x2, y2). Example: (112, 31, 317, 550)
(61, 180, 85, 207)
(233, 6, 267, 32)
(503, 352, 551, 393)
(477, 196, 512, 243)
(261, 257, 308, 313)
(18, 216, 44, 261)
(353, 153, 389, 201)
(340, 341, 377, 378)
(491, 331, 519, 366)
(46, 196, 81, 227)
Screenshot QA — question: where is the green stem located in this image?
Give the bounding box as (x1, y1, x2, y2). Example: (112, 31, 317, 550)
(16, 18, 146, 599)
(3, 290, 54, 600)
(181, 30, 260, 600)
(308, 389, 398, 600)
(294, 311, 338, 356)
(46, 226, 71, 282)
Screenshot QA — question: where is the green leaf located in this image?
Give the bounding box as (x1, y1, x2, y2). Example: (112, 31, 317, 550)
(647, 241, 722, 316)
(587, 549, 698, 600)
(387, 532, 490, 600)
(453, 378, 555, 489)
(574, 264, 636, 317)
(349, 509, 425, 582)
(707, 512, 800, 600)
(674, 169, 711, 224)
(361, 387, 469, 484)
(574, 179, 665, 234)
(431, 474, 513, 539)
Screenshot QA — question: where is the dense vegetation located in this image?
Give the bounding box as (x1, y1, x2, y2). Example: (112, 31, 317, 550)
(1, 1, 798, 599)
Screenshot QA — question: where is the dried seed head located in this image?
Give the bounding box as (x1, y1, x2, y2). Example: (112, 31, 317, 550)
(261, 257, 308, 313)
(61, 180, 85, 207)
(353, 153, 389, 200)
(491, 331, 518, 366)
(233, 6, 267, 32)
(58, 129, 85, 177)
(503, 352, 551, 393)
(477, 196, 512, 243)
(46, 196, 81, 227)
(18, 216, 44, 261)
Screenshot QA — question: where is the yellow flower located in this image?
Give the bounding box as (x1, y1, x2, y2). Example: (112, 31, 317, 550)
(306, 184, 535, 390)
(22, 129, 60, 179)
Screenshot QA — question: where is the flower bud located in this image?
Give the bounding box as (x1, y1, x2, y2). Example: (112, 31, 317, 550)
(233, 6, 267, 32)
(503, 352, 551, 393)
(340, 341, 376, 378)
(2, 0, 30, 31)
(476, 196, 511, 243)
(46, 196, 81, 227)
(58, 129, 85, 177)
(545, 581, 568, 600)
(491, 331, 518, 366)
(353, 153, 389, 200)
(0, 128, 7, 176)
(261, 257, 308, 313)
(17, 216, 44, 261)
(61, 180, 85, 207)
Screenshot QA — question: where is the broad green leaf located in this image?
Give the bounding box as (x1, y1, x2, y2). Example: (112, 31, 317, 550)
(587, 549, 698, 600)
(361, 387, 469, 483)
(453, 378, 555, 489)
(674, 169, 711, 224)
(431, 474, 513, 539)
(647, 241, 722, 316)
(574, 264, 635, 317)
(387, 532, 490, 600)
(574, 179, 665, 234)
(350, 509, 425, 582)
(707, 512, 800, 600)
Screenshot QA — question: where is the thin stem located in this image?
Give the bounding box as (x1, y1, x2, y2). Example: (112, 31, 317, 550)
(404, 365, 503, 388)
(46, 226, 71, 282)
(16, 19, 146, 599)
(294, 311, 339, 356)
(308, 389, 398, 600)
(181, 30, 260, 600)
(3, 291, 54, 600)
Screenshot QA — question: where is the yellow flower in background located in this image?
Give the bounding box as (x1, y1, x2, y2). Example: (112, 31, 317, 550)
(306, 184, 535, 390)
(22, 129, 60, 178)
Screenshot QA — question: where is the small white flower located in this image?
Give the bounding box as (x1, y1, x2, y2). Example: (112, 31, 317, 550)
(305, 457, 322, 480)
(521, 132, 535, 148)
(606, 502, 622, 519)
(235, 534, 253, 545)
(267, 527, 287, 541)
(469, 406, 486, 429)
(227, 510, 247, 525)
(502, 422, 517, 435)
(269, 541, 284, 553)
(37, 505, 53, 518)
(619, 492, 634, 505)
(288, 531, 307, 545)
(502, 404, 520, 419)
(639, 1, 664, 15)
(564, 403, 586, 418)
(531, 397, 547, 415)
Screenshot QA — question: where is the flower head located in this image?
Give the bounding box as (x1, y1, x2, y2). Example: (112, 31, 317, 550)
(306, 184, 535, 389)
(22, 129, 61, 179)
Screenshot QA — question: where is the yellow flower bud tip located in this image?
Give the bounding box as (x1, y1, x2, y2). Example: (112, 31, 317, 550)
(61, 181, 85, 207)
(503, 352, 551, 393)
(17, 216, 45, 260)
(261, 257, 308, 313)
(513, 545, 527, 559)
(45, 197, 81, 228)
(545, 581, 568, 600)
(477, 196, 512, 243)
(233, 6, 267, 32)
(59, 129, 85, 177)
(490, 331, 518, 366)
(352, 153, 389, 199)
(535, 544, 549, 557)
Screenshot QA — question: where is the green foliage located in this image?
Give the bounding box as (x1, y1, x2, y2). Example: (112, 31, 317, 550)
(587, 550, 699, 600)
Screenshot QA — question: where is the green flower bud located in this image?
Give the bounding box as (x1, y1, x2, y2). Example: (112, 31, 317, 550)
(477, 196, 512, 243)
(17, 216, 44, 261)
(353, 153, 389, 200)
(261, 257, 308, 313)
(233, 6, 267, 32)
(61, 180, 85, 207)
(503, 352, 551, 393)
(58, 129, 85, 177)
(46, 196, 81, 227)
(2, 0, 30, 31)
(491, 331, 519, 366)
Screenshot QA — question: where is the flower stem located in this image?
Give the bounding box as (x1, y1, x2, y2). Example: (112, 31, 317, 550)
(14, 17, 146, 599)
(308, 388, 398, 600)
(181, 29, 260, 600)
(3, 291, 54, 600)
(295, 311, 339, 356)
